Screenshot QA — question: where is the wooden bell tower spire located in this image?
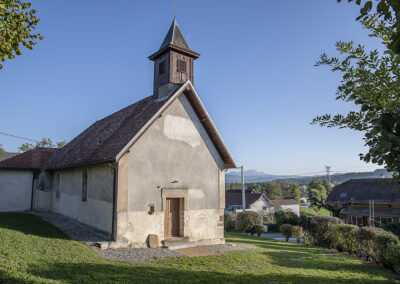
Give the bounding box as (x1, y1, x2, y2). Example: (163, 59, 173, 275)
(148, 18, 200, 100)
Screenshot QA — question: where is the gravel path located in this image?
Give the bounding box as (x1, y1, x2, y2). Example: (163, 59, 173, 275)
(30, 211, 253, 264)
(30, 211, 109, 243)
(99, 243, 253, 263)
(98, 247, 185, 263)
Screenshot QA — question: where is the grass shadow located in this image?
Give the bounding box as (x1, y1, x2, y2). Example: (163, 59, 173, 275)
(0, 212, 68, 240)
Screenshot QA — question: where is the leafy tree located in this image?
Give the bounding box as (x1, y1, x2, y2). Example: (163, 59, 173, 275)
(289, 182, 301, 202)
(0, 0, 42, 69)
(307, 178, 327, 209)
(0, 143, 4, 152)
(312, 14, 400, 181)
(18, 137, 66, 152)
(263, 182, 284, 200)
(323, 180, 334, 195)
(337, 0, 400, 54)
(226, 182, 242, 190)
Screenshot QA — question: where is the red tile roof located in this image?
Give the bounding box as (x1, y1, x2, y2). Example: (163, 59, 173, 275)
(269, 199, 299, 206)
(46, 95, 170, 169)
(0, 148, 58, 170)
(225, 191, 264, 207)
(46, 82, 236, 169)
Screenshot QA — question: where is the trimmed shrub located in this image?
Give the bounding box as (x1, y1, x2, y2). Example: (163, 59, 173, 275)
(274, 210, 300, 226)
(382, 222, 400, 238)
(332, 224, 358, 253)
(280, 224, 293, 241)
(299, 215, 312, 231)
(224, 213, 236, 232)
(235, 211, 263, 235)
(375, 231, 400, 270)
(388, 244, 400, 273)
(354, 226, 387, 261)
(291, 226, 304, 243)
(309, 216, 343, 247)
(254, 225, 264, 237)
(266, 223, 279, 233)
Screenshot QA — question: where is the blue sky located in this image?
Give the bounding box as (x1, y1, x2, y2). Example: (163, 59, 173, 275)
(0, 0, 385, 175)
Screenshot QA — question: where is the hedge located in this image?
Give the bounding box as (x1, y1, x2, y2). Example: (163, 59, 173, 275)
(235, 211, 263, 236)
(224, 213, 236, 232)
(332, 224, 358, 253)
(309, 216, 343, 247)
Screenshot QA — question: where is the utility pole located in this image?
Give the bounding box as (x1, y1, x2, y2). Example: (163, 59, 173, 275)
(325, 166, 331, 183)
(241, 166, 245, 211)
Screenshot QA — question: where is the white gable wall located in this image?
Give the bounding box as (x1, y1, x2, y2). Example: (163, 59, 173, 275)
(116, 93, 226, 246)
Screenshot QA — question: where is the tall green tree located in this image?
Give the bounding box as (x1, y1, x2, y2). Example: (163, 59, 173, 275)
(307, 178, 327, 208)
(289, 182, 301, 202)
(338, 0, 400, 53)
(263, 182, 284, 200)
(0, 143, 4, 152)
(312, 14, 400, 181)
(0, 0, 42, 69)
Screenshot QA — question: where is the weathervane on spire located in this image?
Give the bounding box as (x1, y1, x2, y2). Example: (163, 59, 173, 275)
(172, 4, 176, 18)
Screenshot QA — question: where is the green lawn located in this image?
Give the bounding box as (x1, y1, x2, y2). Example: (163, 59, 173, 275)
(0, 213, 398, 283)
(300, 207, 331, 216)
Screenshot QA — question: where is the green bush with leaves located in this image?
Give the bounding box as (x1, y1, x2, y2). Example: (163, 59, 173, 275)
(381, 222, 400, 238)
(309, 216, 343, 247)
(375, 231, 400, 270)
(235, 211, 263, 236)
(274, 210, 300, 226)
(388, 244, 400, 273)
(354, 226, 386, 261)
(332, 224, 359, 253)
(280, 224, 293, 242)
(224, 213, 236, 232)
(254, 225, 264, 237)
(291, 226, 304, 243)
(299, 215, 312, 230)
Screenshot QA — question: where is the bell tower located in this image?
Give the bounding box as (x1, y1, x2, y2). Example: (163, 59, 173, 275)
(149, 18, 200, 100)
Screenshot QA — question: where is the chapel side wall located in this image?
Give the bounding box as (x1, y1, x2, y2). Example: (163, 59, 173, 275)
(0, 170, 33, 212)
(50, 163, 114, 234)
(116, 93, 226, 246)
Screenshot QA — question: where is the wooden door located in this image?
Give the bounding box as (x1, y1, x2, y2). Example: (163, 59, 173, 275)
(165, 198, 181, 237)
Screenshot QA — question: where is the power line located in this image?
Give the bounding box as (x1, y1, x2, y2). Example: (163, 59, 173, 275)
(0, 132, 39, 143)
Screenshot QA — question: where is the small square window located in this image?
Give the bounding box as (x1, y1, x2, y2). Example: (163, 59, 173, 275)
(158, 61, 165, 75)
(82, 170, 88, 202)
(177, 59, 187, 73)
(340, 193, 347, 198)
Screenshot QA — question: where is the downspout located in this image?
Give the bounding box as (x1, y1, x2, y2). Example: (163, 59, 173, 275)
(108, 163, 118, 241)
(30, 172, 37, 211)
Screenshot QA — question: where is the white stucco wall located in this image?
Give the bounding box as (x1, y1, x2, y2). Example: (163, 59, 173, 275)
(49, 164, 114, 234)
(276, 204, 300, 216)
(116, 93, 226, 246)
(249, 197, 274, 216)
(0, 170, 33, 212)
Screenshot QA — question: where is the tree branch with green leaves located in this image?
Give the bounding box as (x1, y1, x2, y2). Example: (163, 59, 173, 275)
(0, 0, 42, 69)
(312, 16, 400, 181)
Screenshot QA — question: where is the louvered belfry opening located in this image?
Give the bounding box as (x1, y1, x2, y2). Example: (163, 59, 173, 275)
(148, 18, 200, 100)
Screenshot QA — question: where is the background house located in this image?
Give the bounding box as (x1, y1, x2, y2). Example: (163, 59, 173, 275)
(225, 190, 300, 216)
(0, 148, 58, 212)
(326, 179, 400, 226)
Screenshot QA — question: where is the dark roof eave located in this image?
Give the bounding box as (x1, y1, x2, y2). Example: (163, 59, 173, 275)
(45, 158, 116, 170)
(148, 44, 200, 61)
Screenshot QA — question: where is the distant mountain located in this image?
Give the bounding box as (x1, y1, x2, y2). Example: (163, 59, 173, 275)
(226, 169, 391, 185)
(226, 170, 300, 183)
